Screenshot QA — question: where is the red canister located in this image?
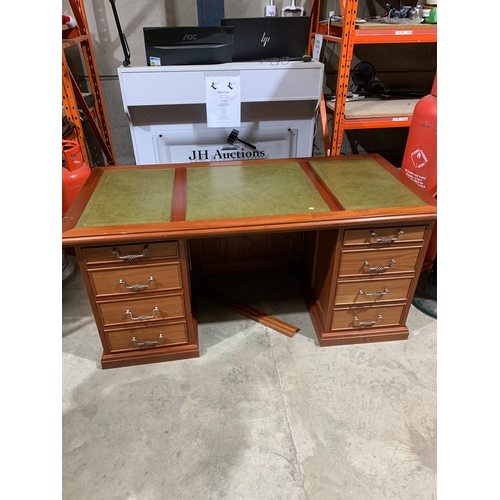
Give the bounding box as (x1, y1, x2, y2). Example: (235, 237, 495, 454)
(401, 74, 437, 270)
(62, 140, 91, 215)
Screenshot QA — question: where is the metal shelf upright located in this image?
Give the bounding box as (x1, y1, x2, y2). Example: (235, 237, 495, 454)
(308, 0, 437, 156)
(62, 0, 116, 166)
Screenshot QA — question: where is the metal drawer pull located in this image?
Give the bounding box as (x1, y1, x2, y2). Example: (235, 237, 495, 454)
(370, 229, 404, 244)
(112, 246, 149, 261)
(359, 288, 389, 297)
(119, 276, 154, 291)
(364, 259, 396, 273)
(354, 315, 382, 326)
(131, 334, 164, 347)
(125, 306, 159, 321)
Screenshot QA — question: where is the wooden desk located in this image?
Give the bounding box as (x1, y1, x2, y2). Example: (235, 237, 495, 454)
(62, 155, 437, 369)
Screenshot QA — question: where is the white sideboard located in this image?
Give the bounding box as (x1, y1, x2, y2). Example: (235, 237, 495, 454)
(118, 61, 324, 164)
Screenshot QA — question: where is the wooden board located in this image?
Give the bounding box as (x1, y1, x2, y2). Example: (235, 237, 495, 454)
(198, 289, 300, 337)
(326, 98, 419, 119)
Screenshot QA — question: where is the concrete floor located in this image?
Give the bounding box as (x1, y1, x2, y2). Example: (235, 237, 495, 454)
(62, 259, 437, 500)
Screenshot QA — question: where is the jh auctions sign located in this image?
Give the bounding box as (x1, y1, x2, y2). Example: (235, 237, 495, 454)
(154, 128, 298, 164)
(164, 143, 292, 164)
(187, 148, 267, 162)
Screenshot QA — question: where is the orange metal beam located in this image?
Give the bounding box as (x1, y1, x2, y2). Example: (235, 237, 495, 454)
(353, 30, 437, 44)
(79, 37, 116, 165)
(62, 0, 116, 166)
(330, 0, 358, 156)
(343, 116, 412, 129)
(69, 71, 114, 164)
(62, 50, 90, 166)
(318, 94, 330, 155)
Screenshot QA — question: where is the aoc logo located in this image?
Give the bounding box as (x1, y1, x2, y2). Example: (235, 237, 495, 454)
(183, 34, 198, 41)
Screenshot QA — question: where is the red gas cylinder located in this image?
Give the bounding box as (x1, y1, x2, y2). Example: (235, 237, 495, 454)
(62, 140, 92, 215)
(401, 74, 437, 270)
(402, 75, 437, 195)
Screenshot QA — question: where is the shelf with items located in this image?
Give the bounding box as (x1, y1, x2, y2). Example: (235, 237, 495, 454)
(308, 0, 437, 156)
(62, 0, 116, 166)
(325, 97, 419, 129)
(317, 20, 437, 44)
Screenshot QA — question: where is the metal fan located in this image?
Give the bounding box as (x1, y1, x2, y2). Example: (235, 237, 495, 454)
(351, 62, 376, 93)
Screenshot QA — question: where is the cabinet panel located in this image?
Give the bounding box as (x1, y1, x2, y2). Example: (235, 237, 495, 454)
(339, 246, 421, 277)
(331, 304, 405, 331)
(98, 293, 185, 327)
(119, 64, 324, 105)
(189, 232, 303, 274)
(106, 322, 188, 352)
(89, 262, 182, 297)
(83, 241, 179, 265)
(334, 277, 412, 305)
(343, 226, 426, 246)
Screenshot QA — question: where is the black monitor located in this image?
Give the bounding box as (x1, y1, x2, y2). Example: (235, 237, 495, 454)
(143, 26, 234, 66)
(221, 17, 310, 62)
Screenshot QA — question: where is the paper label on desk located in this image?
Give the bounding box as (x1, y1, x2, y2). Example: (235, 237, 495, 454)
(205, 76, 241, 128)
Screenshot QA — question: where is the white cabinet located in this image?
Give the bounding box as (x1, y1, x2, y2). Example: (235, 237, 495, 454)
(118, 61, 324, 164)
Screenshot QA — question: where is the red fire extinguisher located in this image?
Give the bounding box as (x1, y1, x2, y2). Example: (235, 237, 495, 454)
(401, 73, 437, 270)
(62, 140, 91, 215)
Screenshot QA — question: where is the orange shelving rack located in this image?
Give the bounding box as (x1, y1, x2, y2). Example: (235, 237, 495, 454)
(62, 0, 116, 166)
(308, 0, 437, 156)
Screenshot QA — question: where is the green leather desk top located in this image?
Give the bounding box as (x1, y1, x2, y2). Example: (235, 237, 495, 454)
(77, 169, 175, 227)
(310, 158, 425, 210)
(186, 163, 331, 221)
(69, 156, 432, 235)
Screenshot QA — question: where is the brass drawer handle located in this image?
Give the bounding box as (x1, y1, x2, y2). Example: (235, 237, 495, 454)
(119, 276, 154, 291)
(353, 314, 382, 326)
(125, 306, 159, 321)
(112, 245, 149, 261)
(131, 334, 164, 347)
(359, 288, 389, 297)
(364, 259, 396, 273)
(370, 229, 404, 244)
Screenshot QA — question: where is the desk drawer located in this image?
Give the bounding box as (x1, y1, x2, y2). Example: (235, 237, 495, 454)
(105, 322, 188, 352)
(343, 226, 426, 246)
(89, 262, 182, 297)
(334, 277, 413, 305)
(97, 293, 185, 327)
(331, 304, 405, 331)
(339, 247, 421, 277)
(83, 241, 179, 265)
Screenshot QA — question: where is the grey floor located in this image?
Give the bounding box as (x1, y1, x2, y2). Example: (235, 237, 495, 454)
(62, 258, 437, 500)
